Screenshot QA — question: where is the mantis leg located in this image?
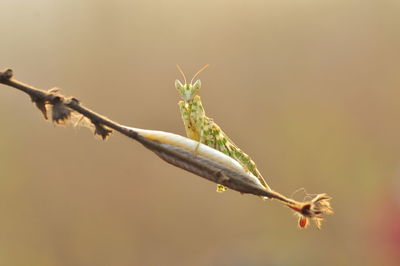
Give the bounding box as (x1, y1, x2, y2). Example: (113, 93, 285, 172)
(193, 114, 205, 153)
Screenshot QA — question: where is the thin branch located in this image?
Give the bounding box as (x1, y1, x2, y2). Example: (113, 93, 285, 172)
(0, 68, 333, 229)
(0, 68, 275, 196)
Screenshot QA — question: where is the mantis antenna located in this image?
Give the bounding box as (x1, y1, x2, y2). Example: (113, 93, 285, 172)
(176, 65, 187, 85)
(190, 64, 210, 84)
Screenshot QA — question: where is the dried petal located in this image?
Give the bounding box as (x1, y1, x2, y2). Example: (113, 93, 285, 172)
(35, 100, 48, 120)
(94, 123, 112, 140)
(51, 100, 72, 124)
(30, 94, 48, 120)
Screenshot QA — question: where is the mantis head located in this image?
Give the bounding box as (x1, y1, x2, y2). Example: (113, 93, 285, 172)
(175, 64, 209, 102)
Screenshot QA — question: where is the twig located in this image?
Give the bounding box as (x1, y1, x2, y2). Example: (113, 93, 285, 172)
(0, 68, 333, 229)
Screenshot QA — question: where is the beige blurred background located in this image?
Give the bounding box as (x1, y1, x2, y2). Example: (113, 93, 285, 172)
(1, 0, 400, 265)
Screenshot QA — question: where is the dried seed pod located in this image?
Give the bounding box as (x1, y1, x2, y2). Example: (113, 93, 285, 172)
(298, 217, 309, 228)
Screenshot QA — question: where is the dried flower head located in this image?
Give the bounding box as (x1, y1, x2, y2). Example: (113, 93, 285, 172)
(288, 193, 333, 229)
(51, 97, 72, 124)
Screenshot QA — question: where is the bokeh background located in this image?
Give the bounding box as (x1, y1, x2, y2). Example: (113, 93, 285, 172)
(1, 0, 400, 265)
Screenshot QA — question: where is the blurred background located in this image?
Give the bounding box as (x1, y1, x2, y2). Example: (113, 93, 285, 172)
(1, 0, 399, 265)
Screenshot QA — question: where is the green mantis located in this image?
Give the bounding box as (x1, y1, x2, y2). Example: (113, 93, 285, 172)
(174, 66, 333, 229)
(175, 65, 271, 193)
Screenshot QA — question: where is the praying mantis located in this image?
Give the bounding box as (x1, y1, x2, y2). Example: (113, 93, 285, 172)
(175, 65, 271, 193)
(174, 65, 333, 228)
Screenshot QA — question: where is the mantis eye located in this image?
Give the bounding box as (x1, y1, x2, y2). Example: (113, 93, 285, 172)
(175, 80, 184, 90)
(192, 79, 201, 91)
